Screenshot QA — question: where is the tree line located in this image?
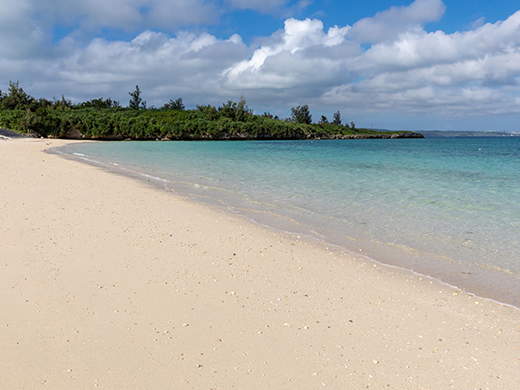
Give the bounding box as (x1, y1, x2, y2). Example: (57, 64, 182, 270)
(126, 85, 355, 128)
(0, 81, 402, 140)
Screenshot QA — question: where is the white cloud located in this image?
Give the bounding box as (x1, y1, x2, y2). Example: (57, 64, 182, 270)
(221, 4, 520, 119)
(47, 0, 221, 30)
(354, 10, 520, 79)
(347, 0, 446, 43)
(0, 0, 47, 59)
(0, 0, 221, 54)
(223, 18, 353, 92)
(27, 30, 251, 106)
(1, 0, 520, 129)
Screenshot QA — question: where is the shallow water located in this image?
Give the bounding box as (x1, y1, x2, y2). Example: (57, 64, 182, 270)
(57, 137, 520, 307)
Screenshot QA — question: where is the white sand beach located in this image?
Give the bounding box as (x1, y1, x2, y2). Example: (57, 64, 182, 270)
(1, 138, 519, 389)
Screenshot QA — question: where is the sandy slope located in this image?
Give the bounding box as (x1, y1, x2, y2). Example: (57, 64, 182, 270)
(0, 138, 518, 389)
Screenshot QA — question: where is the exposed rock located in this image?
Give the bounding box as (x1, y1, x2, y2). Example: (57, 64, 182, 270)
(65, 129, 86, 139)
(0, 127, 29, 138)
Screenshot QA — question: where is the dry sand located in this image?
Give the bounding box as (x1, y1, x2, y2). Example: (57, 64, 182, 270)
(1, 138, 519, 389)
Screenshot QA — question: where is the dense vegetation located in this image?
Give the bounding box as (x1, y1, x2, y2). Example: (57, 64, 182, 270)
(0, 81, 422, 140)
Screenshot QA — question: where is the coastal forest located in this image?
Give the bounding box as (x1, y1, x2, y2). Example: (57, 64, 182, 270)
(0, 81, 422, 140)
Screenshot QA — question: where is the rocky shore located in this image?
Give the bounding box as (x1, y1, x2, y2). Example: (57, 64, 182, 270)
(0, 127, 29, 139)
(48, 130, 425, 141)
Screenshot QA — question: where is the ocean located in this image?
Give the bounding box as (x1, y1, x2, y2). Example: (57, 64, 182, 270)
(55, 137, 520, 307)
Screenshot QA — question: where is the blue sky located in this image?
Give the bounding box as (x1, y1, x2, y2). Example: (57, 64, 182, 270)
(1, 0, 520, 131)
(223, 0, 518, 40)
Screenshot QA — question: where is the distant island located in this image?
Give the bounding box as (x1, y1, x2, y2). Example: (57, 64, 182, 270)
(0, 81, 423, 141)
(421, 130, 520, 138)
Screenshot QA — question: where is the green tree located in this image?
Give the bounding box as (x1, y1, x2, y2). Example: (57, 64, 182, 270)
(53, 94, 72, 110)
(128, 85, 146, 110)
(1, 80, 34, 110)
(332, 111, 342, 126)
(350, 121, 356, 130)
(219, 100, 236, 119)
(38, 97, 53, 109)
(319, 115, 328, 124)
(163, 98, 185, 110)
(218, 97, 251, 122)
(290, 105, 312, 124)
(235, 96, 251, 122)
(196, 104, 219, 121)
(78, 97, 120, 109)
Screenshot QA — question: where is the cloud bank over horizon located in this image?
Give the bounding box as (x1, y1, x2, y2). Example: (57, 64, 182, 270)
(1, 0, 520, 130)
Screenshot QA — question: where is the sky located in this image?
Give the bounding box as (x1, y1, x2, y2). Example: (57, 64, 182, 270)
(1, 0, 520, 131)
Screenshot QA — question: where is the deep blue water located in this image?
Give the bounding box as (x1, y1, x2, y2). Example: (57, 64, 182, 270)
(58, 137, 520, 306)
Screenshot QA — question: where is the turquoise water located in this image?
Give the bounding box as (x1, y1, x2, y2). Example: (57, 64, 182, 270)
(57, 137, 520, 306)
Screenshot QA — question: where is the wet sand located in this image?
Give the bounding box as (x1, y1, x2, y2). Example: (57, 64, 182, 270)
(1, 138, 519, 389)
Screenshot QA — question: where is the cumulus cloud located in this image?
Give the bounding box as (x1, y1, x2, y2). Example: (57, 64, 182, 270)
(44, 0, 221, 30)
(347, 0, 446, 43)
(36, 30, 250, 105)
(0, 0, 221, 57)
(340, 9, 520, 114)
(221, 4, 520, 118)
(222, 18, 353, 93)
(4, 0, 304, 42)
(354, 19, 520, 78)
(0, 0, 48, 59)
(1, 0, 520, 129)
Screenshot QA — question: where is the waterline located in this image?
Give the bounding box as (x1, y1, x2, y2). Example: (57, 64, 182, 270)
(53, 138, 520, 307)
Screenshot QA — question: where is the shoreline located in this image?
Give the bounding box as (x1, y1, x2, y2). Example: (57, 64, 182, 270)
(52, 140, 520, 309)
(1, 138, 519, 389)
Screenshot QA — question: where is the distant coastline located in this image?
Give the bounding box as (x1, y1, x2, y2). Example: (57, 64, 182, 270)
(420, 130, 520, 138)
